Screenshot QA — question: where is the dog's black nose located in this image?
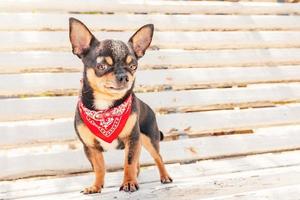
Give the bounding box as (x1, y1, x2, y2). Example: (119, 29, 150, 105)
(116, 74, 129, 83)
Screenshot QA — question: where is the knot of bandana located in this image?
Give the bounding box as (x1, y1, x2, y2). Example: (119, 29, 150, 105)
(78, 95, 132, 143)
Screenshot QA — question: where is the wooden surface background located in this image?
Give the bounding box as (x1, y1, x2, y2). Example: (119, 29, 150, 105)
(1, 0, 300, 199)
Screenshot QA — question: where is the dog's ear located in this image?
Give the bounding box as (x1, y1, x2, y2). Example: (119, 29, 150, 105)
(69, 17, 95, 58)
(128, 24, 154, 59)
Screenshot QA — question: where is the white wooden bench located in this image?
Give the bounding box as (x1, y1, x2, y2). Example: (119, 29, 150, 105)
(1, 0, 300, 199)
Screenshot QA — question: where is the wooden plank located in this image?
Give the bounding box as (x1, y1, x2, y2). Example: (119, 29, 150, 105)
(0, 119, 75, 147)
(20, 167, 300, 200)
(2, 65, 300, 97)
(1, 150, 300, 199)
(2, 13, 300, 31)
(2, 103, 300, 146)
(20, 169, 300, 200)
(202, 185, 300, 200)
(0, 0, 300, 15)
(2, 48, 300, 74)
(2, 83, 300, 122)
(1, 127, 300, 180)
(2, 31, 300, 52)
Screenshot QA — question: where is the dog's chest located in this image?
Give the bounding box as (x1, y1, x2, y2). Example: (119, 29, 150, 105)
(97, 138, 120, 151)
(93, 98, 113, 110)
(76, 113, 137, 151)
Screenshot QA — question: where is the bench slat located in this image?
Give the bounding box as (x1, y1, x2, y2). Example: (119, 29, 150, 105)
(2, 65, 300, 97)
(0, 0, 299, 15)
(1, 125, 300, 180)
(9, 169, 300, 200)
(2, 48, 300, 74)
(2, 83, 300, 122)
(1, 31, 300, 52)
(2, 104, 300, 146)
(1, 14, 300, 31)
(203, 185, 300, 200)
(1, 150, 300, 199)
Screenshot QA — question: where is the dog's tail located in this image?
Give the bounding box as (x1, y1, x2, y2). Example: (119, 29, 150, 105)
(160, 131, 164, 141)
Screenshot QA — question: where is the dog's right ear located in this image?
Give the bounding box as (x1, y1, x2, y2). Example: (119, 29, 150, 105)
(69, 17, 94, 58)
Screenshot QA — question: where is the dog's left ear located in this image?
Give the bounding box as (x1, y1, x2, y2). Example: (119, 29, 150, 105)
(128, 24, 154, 59)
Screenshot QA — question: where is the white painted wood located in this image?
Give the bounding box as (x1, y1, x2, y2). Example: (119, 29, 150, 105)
(2, 48, 300, 73)
(0, 119, 75, 147)
(157, 104, 300, 135)
(2, 83, 300, 121)
(1, 121, 300, 180)
(0, 0, 299, 15)
(201, 185, 300, 200)
(1, 31, 300, 52)
(1, 150, 300, 199)
(1, 14, 300, 31)
(2, 102, 300, 146)
(50, 167, 300, 200)
(2, 65, 300, 97)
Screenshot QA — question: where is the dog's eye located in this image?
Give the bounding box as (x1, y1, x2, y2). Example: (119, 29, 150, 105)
(129, 64, 137, 70)
(96, 64, 108, 70)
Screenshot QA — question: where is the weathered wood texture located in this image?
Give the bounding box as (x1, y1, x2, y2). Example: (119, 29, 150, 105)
(2, 14, 300, 31)
(1, 0, 300, 199)
(2, 31, 300, 52)
(1, 150, 300, 199)
(2, 104, 300, 146)
(2, 65, 300, 97)
(2, 48, 300, 73)
(0, 0, 300, 15)
(1, 125, 300, 180)
(1, 83, 300, 121)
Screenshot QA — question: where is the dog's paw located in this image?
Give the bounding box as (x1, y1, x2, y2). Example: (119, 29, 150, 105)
(119, 180, 139, 192)
(161, 175, 173, 184)
(81, 185, 103, 194)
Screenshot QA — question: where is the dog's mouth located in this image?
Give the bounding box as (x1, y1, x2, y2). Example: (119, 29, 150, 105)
(104, 85, 127, 91)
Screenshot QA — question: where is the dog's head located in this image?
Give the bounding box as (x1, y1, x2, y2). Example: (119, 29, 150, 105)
(69, 17, 153, 102)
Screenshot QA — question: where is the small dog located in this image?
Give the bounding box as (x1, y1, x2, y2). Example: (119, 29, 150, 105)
(69, 17, 172, 194)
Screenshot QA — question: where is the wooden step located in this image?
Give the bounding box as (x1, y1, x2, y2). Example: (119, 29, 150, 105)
(2, 31, 300, 52)
(1, 150, 300, 199)
(0, 0, 299, 15)
(202, 185, 300, 200)
(2, 65, 300, 97)
(1, 125, 300, 180)
(2, 104, 300, 146)
(14, 167, 299, 200)
(2, 13, 300, 31)
(2, 83, 300, 122)
(2, 48, 300, 74)
(37, 168, 300, 200)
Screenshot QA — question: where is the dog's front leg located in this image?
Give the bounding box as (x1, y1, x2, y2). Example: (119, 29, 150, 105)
(82, 146, 105, 194)
(120, 128, 141, 192)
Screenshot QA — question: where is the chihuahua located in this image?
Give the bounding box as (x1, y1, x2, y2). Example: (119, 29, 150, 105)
(69, 18, 172, 194)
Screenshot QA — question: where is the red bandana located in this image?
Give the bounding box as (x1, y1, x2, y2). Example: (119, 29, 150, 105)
(78, 95, 132, 143)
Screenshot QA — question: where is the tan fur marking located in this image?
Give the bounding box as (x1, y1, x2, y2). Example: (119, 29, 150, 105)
(77, 124, 106, 193)
(121, 137, 141, 189)
(89, 148, 105, 188)
(105, 56, 113, 66)
(77, 123, 97, 147)
(126, 55, 132, 64)
(77, 119, 119, 151)
(119, 113, 137, 139)
(86, 68, 134, 102)
(141, 134, 170, 179)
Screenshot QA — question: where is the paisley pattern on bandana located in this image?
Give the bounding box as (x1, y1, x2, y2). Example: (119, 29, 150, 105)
(78, 95, 132, 143)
